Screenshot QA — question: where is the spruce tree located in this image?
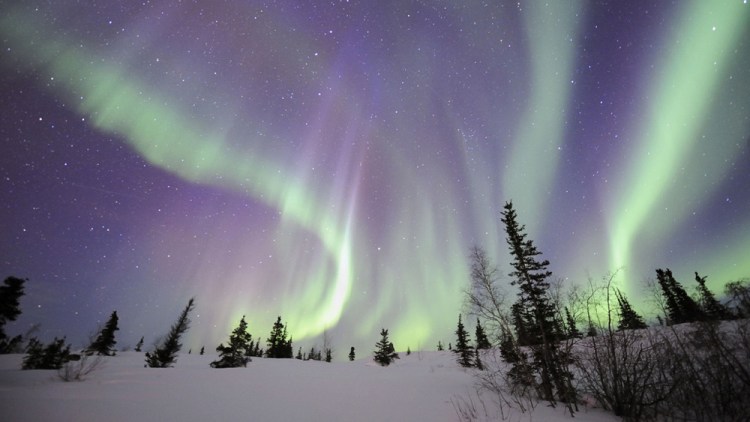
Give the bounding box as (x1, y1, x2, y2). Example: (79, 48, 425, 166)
(501, 201, 575, 410)
(88, 311, 119, 356)
(615, 289, 647, 331)
(407, 347, 411, 356)
(475, 319, 491, 349)
(348, 346, 355, 361)
(325, 348, 332, 362)
(0, 276, 25, 351)
(135, 336, 144, 352)
(265, 316, 293, 358)
(454, 314, 474, 367)
(694, 272, 730, 320)
(373, 329, 398, 366)
(437, 341, 444, 351)
(200, 346, 204, 355)
(145, 298, 195, 368)
(211, 315, 253, 368)
(564, 307, 582, 339)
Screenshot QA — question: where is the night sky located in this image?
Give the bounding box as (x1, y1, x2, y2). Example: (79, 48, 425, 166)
(1, 1, 749, 354)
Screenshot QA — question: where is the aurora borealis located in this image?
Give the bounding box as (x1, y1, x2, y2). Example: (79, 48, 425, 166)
(1, 1, 749, 354)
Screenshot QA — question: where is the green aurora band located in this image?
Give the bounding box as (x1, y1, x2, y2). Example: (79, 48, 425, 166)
(606, 1, 750, 296)
(1, 9, 357, 341)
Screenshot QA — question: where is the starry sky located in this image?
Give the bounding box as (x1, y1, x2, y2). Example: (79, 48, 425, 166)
(1, 1, 749, 355)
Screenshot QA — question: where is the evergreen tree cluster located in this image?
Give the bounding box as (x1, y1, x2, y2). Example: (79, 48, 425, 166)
(265, 316, 293, 359)
(22, 337, 71, 370)
(657, 269, 704, 324)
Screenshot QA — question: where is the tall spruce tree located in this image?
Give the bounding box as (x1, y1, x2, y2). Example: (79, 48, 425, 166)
(88, 311, 119, 355)
(265, 316, 293, 358)
(373, 328, 398, 366)
(211, 315, 253, 368)
(0, 276, 25, 352)
(475, 319, 491, 349)
(454, 314, 474, 367)
(501, 202, 576, 411)
(694, 272, 730, 320)
(145, 298, 195, 368)
(615, 289, 647, 330)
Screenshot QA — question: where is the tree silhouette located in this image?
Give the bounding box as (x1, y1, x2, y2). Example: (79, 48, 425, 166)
(475, 318, 491, 349)
(502, 201, 576, 410)
(615, 289, 647, 331)
(211, 315, 253, 368)
(265, 316, 293, 358)
(373, 329, 398, 366)
(454, 314, 474, 367)
(145, 298, 195, 368)
(88, 311, 119, 355)
(0, 276, 25, 352)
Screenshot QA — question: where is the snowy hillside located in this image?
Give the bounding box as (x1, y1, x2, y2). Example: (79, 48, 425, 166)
(0, 350, 618, 421)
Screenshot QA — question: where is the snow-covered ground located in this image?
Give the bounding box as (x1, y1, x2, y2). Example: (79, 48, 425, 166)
(0, 351, 618, 421)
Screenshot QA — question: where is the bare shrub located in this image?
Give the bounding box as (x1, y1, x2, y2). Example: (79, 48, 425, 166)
(575, 328, 673, 420)
(574, 272, 673, 421)
(58, 353, 104, 382)
(654, 320, 750, 421)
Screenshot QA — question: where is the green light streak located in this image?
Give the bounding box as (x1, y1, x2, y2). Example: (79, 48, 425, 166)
(502, 1, 583, 233)
(0, 9, 353, 340)
(608, 1, 748, 289)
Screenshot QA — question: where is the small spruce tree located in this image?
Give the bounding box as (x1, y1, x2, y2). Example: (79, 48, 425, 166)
(454, 314, 474, 367)
(437, 341, 444, 351)
(87, 311, 119, 356)
(615, 289, 647, 331)
(325, 348, 332, 362)
(145, 298, 195, 368)
(348, 346, 355, 361)
(373, 329, 398, 366)
(211, 315, 253, 368)
(200, 346, 204, 355)
(135, 336, 144, 352)
(694, 272, 730, 320)
(475, 318, 491, 349)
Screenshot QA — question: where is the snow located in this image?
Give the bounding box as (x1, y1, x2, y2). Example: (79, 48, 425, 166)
(0, 351, 618, 421)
